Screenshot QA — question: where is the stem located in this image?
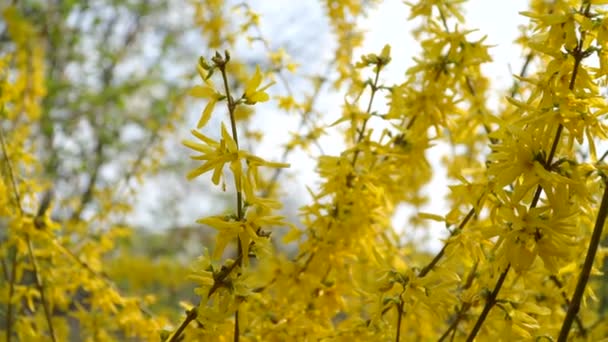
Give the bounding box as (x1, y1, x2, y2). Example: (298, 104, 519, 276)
(465, 264, 510, 341)
(510, 53, 534, 98)
(218, 59, 244, 342)
(26, 238, 57, 342)
(261, 75, 327, 198)
(395, 300, 404, 342)
(5, 251, 17, 342)
(351, 65, 382, 166)
(550, 275, 586, 337)
(557, 179, 608, 341)
(0, 108, 21, 342)
(437, 263, 479, 341)
(419, 208, 475, 278)
(168, 309, 198, 342)
(234, 309, 240, 342)
(0, 120, 22, 214)
(438, 302, 471, 342)
(167, 236, 245, 342)
(218, 63, 243, 221)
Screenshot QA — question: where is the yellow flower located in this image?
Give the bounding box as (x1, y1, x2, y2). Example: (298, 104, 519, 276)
(189, 85, 224, 128)
(243, 66, 274, 104)
(183, 123, 243, 186)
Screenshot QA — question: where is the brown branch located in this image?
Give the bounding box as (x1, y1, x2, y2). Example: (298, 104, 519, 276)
(438, 302, 472, 342)
(5, 251, 17, 342)
(558, 177, 608, 341)
(395, 299, 405, 342)
(465, 5, 589, 336)
(0, 118, 23, 215)
(465, 264, 511, 341)
(71, 139, 103, 221)
(260, 75, 327, 198)
(550, 275, 586, 337)
(351, 64, 382, 166)
(510, 53, 534, 99)
(170, 53, 248, 342)
(26, 238, 57, 342)
(0, 107, 22, 342)
(418, 208, 475, 278)
(167, 253, 243, 342)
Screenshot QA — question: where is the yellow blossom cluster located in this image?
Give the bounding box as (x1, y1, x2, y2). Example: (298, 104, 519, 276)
(171, 0, 608, 341)
(3, 0, 608, 341)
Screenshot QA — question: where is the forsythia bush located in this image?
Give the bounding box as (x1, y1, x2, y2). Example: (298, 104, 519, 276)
(2, 0, 608, 341)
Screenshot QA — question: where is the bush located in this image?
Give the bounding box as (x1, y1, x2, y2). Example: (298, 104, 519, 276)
(1, 0, 607, 341)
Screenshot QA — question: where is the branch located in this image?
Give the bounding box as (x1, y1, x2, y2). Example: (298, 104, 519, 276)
(71, 139, 103, 221)
(26, 238, 57, 342)
(167, 253, 243, 342)
(557, 178, 608, 341)
(395, 299, 404, 342)
(550, 275, 587, 337)
(465, 264, 511, 341)
(418, 208, 475, 278)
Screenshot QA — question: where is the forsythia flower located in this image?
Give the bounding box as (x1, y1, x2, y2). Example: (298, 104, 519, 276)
(243, 65, 274, 104)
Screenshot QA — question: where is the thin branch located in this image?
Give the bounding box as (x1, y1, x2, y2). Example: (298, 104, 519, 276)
(465, 264, 511, 341)
(167, 253, 243, 342)
(395, 299, 404, 342)
(550, 275, 586, 337)
(465, 6, 589, 337)
(437, 262, 479, 341)
(169, 54, 247, 342)
(558, 178, 608, 341)
(0, 118, 23, 215)
(0, 107, 21, 342)
(5, 251, 17, 342)
(351, 64, 382, 166)
(168, 308, 198, 342)
(71, 139, 103, 221)
(418, 208, 475, 278)
(260, 74, 328, 198)
(438, 302, 471, 342)
(26, 238, 57, 342)
(218, 55, 244, 222)
(234, 309, 240, 342)
(510, 52, 534, 98)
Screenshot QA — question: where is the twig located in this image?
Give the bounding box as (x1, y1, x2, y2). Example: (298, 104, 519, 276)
(395, 299, 404, 342)
(5, 252, 17, 342)
(465, 264, 511, 341)
(550, 275, 586, 336)
(510, 53, 534, 98)
(0, 116, 22, 214)
(26, 238, 57, 342)
(0, 108, 21, 342)
(351, 65, 382, 166)
(557, 177, 608, 341)
(438, 302, 471, 342)
(418, 208, 475, 278)
(217, 53, 244, 342)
